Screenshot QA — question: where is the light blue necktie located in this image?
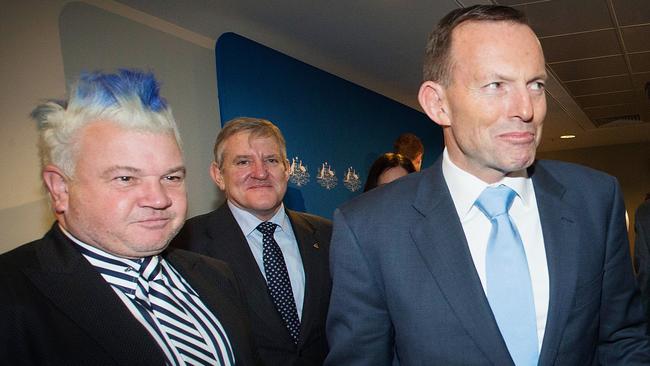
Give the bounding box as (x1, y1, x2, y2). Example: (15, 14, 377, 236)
(475, 185, 539, 366)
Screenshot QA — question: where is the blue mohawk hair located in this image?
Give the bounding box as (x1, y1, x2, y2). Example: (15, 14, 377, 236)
(33, 68, 182, 177)
(75, 69, 168, 112)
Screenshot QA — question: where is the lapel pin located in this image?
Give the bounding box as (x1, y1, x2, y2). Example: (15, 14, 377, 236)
(313, 243, 320, 249)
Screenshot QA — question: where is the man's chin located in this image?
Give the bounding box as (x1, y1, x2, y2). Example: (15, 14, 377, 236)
(246, 193, 282, 207)
(133, 242, 169, 256)
(106, 240, 168, 259)
(128, 232, 175, 251)
(503, 151, 536, 171)
(247, 203, 282, 220)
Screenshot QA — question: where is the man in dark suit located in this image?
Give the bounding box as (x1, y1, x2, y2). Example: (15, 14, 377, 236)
(634, 196, 650, 331)
(0, 70, 258, 365)
(173, 117, 332, 366)
(326, 5, 650, 365)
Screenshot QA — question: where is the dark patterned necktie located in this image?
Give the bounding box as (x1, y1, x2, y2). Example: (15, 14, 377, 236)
(257, 221, 301, 343)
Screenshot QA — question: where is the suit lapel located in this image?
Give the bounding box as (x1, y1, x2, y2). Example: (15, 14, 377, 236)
(165, 248, 252, 365)
(207, 205, 289, 342)
(287, 210, 327, 346)
(410, 160, 514, 366)
(530, 163, 579, 366)
(25, 226, 164, 366)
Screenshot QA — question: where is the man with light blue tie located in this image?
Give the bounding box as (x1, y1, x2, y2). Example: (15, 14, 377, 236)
(325, 5, 650, 365)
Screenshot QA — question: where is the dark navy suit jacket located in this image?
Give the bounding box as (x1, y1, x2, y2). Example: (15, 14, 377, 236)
(326, 158, 650, 365)
(634, 199, 650, 331)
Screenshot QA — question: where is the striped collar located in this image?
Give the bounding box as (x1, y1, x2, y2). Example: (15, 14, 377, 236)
(59, 224, 193, 299)
(58, 224, 235, 366)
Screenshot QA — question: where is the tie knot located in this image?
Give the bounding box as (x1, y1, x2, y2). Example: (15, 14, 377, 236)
(475, 185, 516, 220)
(257, 221, 278, 236)
(139, 255, 161, 282)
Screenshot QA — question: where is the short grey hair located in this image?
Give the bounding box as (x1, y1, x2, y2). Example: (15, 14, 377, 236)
(213, 117, 287, 168)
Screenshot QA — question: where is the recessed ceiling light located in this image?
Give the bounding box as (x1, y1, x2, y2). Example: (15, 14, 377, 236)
(560, 135, 576, 139)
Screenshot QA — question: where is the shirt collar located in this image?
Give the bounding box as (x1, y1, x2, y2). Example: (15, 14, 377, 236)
(441, 148, 533, 220)
(58, 224, 182, 298)
(227, 201, 289, 237)
(59, 224, 144, 270)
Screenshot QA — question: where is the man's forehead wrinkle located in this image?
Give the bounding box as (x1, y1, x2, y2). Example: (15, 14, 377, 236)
(246, 131, 275, 145)
(450, 41, 546, 86)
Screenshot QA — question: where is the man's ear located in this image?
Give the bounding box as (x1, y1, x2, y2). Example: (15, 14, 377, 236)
(418, 81, 451, 127)
(42, 165, 69, 214)
(209, 162, 226, 191)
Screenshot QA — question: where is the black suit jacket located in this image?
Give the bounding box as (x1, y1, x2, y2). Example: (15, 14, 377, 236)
(634, 199, 650, 330)
(0, 224, 259, 366)
(173, 203, 332, 366)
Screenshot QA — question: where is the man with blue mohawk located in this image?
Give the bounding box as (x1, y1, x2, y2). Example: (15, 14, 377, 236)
(0, 69, 259, 366)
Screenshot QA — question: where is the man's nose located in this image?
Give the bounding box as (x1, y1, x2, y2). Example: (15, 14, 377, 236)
(511, 87, 535, 122)
(140, 180, 173, 209)
(251, 161, 269, 179)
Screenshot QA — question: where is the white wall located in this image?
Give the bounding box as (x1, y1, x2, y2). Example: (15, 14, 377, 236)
(59, 1, 223, 219)
(1, 0, 251, 253)
(1, 0, 68, 252)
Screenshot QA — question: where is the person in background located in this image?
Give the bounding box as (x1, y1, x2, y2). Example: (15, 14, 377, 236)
(326, 5, 650, 365)
(173, 117, 332, 366)
(0, 70, 258, 366)
(634, 194, 650, 333)
(393, 132, 424, 171)
(363, 152, 416, 192)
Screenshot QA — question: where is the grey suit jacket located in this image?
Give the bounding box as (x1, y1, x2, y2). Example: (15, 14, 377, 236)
(0, 224, 259, 366)
(326, 158, 650, 365)
(173, 203, 332, 366)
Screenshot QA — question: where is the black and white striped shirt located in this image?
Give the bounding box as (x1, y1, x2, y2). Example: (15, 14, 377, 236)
(62, 227, 235, 366)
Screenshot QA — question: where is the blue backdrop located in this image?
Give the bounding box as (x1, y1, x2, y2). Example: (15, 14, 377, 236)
(216, 33, 443, 219)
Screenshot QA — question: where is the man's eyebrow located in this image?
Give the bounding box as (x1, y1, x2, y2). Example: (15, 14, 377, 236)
(163, 166, 186, 176)
(229, 154, 280, 161)
(486, 71, 548, 82)
(530, 71, 548, 82)
(101, 166, 141, 178)
(232, 154, 253, 160)
(100, 165, 186, 178)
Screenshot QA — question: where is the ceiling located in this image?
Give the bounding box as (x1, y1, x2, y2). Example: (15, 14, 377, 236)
(116, 0, 650, 152)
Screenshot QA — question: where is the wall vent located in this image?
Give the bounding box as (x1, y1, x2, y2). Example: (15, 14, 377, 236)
(594, 114, 642, 127)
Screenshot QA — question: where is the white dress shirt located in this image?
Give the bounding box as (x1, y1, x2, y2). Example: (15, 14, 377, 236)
(228, 201, 305, 319)
(441, 149, 549, 350)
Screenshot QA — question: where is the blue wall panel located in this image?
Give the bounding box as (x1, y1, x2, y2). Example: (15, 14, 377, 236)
(216, 33, 443, 219)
